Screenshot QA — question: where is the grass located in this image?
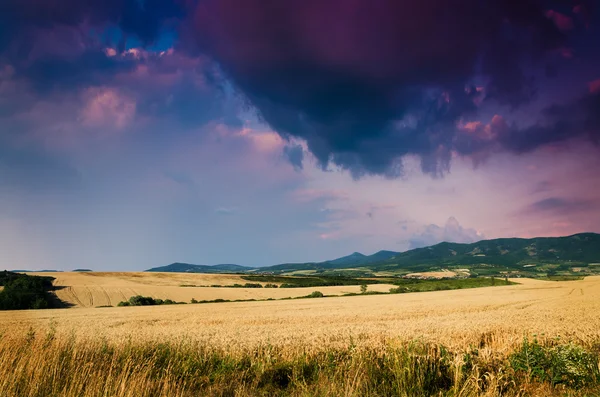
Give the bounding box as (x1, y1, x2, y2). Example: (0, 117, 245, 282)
(241, 274, 392, 288)
(3, 276, 600, 395)
(544, 275, 585, 281)
(1, 331, 599, 396)
(389, 276, 515, 293)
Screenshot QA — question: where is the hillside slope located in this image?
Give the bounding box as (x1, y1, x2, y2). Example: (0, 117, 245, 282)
(146, 233, 600, 277)
(147, 263, 256, 273)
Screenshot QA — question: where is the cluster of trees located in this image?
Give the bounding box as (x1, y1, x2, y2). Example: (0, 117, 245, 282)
(117, 295, 183, 306)
(0, 271, 56, 310)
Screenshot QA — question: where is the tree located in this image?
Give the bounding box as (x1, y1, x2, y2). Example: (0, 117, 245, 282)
(360, 284, 368, 294)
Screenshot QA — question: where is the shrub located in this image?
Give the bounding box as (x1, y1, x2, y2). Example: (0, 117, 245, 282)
(509, 338, 600, 388)
(243, 283, 263, 288)
(0, 272, 56, 310)
(117, 295, 183, 307)
(307, 291, 324, 298)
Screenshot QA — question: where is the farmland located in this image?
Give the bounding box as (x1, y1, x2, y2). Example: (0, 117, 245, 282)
(3, 276, 599, 348)
(26, 272, 397, 308)
(2, 275, 600, 396)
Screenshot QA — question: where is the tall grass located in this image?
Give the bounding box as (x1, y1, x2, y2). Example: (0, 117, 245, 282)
(1, 330, 598, 396)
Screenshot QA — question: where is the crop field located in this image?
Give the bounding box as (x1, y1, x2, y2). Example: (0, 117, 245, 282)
(2, 276, 600, 396)
(27, 272, 396, 307)
(2, 276, 599, 348)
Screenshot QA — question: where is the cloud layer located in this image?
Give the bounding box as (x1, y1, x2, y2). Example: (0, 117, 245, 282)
(190, 0, 597, 176)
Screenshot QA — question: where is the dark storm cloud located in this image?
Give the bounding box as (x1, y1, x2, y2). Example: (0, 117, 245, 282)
(0, 0, 185, 50)
(189, 0, 593, 176)
(526, 197, 598, 215)
(496, 90, 600, 153)
(0, 0, 597, 180)
(0, 0, 186, 93)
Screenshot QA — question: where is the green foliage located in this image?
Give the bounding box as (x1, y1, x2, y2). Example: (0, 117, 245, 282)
(306, 291, 324, 298)
(241, 283, 262, 288)
(0, 271, 57, 310)
(247, 233, 600, 277)
(360, 284, 368, 294)
(509, 338, 600, 388)
(243, 274, 390, 288)
(117, 295, 184, 307)
(545, 275, 585, 281)
(9, 335, 600, 396)
(389, 277, 513, 294)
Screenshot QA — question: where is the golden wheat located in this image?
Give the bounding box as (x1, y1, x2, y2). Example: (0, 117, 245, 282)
(27, 271, 395, 308)
(2, 276, 599, 353)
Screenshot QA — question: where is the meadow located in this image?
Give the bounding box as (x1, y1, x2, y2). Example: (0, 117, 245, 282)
(1, 275, 600, 395)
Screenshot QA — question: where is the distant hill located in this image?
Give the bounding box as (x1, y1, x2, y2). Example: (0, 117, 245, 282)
(73, 269, 92, 272)
(145, 233, 600, 277)
(146, 263, 256, 273)
(12, 270, 62, 273)
(323, 250, 398, 267)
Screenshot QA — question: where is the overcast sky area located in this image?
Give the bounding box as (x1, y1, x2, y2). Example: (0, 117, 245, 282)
(1, 1, 599, 270)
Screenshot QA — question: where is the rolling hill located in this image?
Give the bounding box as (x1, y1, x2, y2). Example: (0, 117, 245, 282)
(146, 263, 256, 273)
(146, 233, 600, 277)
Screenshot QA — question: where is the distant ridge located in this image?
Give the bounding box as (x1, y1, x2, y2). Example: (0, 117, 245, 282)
(146, 263, 256, 273)
(145, 233, 600, 276)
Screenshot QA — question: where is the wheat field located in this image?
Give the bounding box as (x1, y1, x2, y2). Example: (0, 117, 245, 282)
(2, 276, 600, 396)
(28, 271, 395, 308)
(3, 276, 600, 351)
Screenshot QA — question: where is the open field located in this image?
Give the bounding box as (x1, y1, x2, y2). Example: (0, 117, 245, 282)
(27, 272, 395, 307)
(2, 277, 600, 396)
(3, 276, 599, 349)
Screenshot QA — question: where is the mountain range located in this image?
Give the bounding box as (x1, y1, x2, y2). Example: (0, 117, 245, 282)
(146, 233, 600, 277)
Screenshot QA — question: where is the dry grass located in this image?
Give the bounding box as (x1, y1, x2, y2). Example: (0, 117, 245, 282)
(2, 277, 600, 396)
(2, 331, 583, 397)
(29, 272, 394, 308)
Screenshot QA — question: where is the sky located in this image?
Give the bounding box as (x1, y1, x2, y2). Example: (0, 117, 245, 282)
(0, 0, 599, 271)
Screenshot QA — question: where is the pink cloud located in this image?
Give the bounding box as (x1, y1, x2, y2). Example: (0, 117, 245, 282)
(589, 79, 600, 94)
(79, 87, 136, 130)
(545, 10, 574, 31)
(457, 115, 506, 140)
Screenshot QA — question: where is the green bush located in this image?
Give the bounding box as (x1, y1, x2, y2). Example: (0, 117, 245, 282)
(0, 271, 56, 310)
(509, 338, 600, 388)
(307, 291, 324, 298)
(117, 295, 183, 307)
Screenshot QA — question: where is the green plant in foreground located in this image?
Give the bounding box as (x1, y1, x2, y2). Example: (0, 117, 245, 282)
(3, 334, 600, 397)
(509, 337, 600, 388)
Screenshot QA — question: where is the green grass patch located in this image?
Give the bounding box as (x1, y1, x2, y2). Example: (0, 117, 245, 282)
(242, 274, 392, 288)
(389, 276, 515, 294)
